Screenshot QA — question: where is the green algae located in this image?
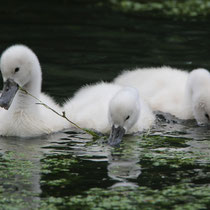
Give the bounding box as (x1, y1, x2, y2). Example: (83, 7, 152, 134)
(1, 133, 210, 209)
(0, 151, 33, 183)
(140, 134, 189, 149)
(138, 135, 210, 171)
(41, 154, 78, 173)
(37, 134, 210, 209)
(0, 151, 39, 209)
(39, 184, 210, 210)
(108, 0, 210, 20)
(40, 154, 79, 189)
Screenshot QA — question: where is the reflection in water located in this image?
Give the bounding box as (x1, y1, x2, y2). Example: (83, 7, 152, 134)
(64, 132, 142, 188)
(153, 111, 210, 140)
(0, 132, 68, 208)
(107, 136, 142, 188)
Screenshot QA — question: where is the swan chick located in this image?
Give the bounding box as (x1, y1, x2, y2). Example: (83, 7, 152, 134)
(63, 83, 154, 146)
(0, 45, 65, 137)
(108, 87, 140, 146)
(186, 68, 210, 125)
(114, 66, 210, 126)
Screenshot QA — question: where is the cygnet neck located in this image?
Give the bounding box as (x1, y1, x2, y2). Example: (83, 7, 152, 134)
(12, 71, 42, 111)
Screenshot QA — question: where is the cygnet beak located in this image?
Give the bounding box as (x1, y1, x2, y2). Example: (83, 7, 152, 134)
(0, 79, 19, 110)
(108, 125, 125, 146)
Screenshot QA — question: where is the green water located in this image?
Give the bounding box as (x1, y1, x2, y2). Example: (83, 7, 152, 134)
(0, 1, 210, 209)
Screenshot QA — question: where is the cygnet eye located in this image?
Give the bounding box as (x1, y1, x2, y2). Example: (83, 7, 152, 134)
(14, 67, 20, 73)
(205, 113, 210, 120)
(125, 115, 130, 121)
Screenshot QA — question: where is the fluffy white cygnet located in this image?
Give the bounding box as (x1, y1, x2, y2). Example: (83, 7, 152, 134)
(114, 66, 210, 125)
(0, 45, 66, 137)
(186, 68, 210, 125)
(63, 82, 155, 145)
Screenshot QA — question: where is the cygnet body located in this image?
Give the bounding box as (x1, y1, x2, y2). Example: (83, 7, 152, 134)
(63, 82, 154, 145)
(114, 66, 210, 125)
(0, 45, 66, 137)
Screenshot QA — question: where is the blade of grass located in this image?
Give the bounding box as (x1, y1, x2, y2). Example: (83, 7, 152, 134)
(19, 86, 100, 139)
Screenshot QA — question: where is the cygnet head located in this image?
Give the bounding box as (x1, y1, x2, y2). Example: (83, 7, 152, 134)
(187, 68, 210, 125)
(0, 45, 41, 109)
(108, 87, 140, 146)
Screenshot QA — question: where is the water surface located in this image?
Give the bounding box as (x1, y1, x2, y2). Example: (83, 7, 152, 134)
(0, 2, 210, 209)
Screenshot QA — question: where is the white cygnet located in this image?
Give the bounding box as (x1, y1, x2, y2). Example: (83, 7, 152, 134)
(63, 82, 154, 145)
(114, 66, 210, 125)
(0, 44, 66, 137)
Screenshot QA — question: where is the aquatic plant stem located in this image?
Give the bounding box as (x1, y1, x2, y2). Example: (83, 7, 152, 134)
(19, 86, 100, 139)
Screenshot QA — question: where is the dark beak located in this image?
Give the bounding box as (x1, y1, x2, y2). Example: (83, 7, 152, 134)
(0, 79, 19, 110)
(108, 125, 126, 146)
